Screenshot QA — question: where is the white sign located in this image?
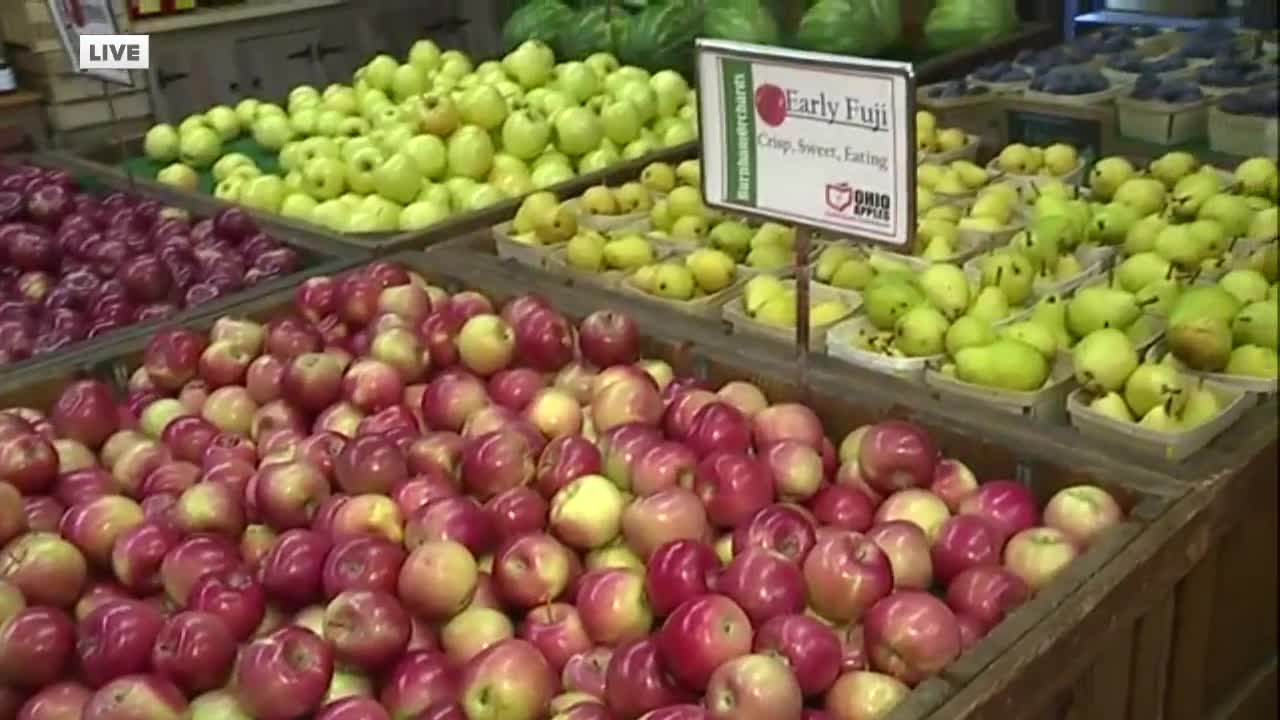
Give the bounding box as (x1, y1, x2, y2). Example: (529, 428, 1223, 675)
(696, 40, 916, 248)
(79, 34, 150, 71)
(48, 0, 136, 86)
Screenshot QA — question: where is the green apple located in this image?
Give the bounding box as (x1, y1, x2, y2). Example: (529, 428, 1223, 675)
(359, 195, 403, 231)
(390, 64, 428, 102)
(322, 84, 358, 113)
(358, 89, 392, 117)
(178, 114, 209, 136)
(298, 137, 340, 164)
(213, 153, 256, 182)
(252, 114, 295, 152)
(578, 146, 620, 174)
(503, 40, 555, 89)
(290, 107, 319, 136)
(345, 145, 387, 194)
(446, 125, 495, 180)
(288, 95, 320, 115)
(156, 163, 199, 191)
(341, 137, 377, 162)
(531, 161, 575, 189)
(585, 52, 620, 78)
(380, 123, 418, 154)
(288, 85, 320, 107)
(490, 170, 534, 198)
(400, 200, 451, 230)
(284, 170, 303, 192)
(418, 182, 453, 209)
(408, 39, 442, 73)
(622, 138, 658, 160)
(314, 109, 345, 137)
(501, 108, 552, 160)
(419, 93, 461, 137)
(494, 81, 524, 103)
(280, 193, 319, 223)
(538, 89, 575, 119)
(458, 85, 509, 131)
(364, 54, 399, 91)
(240, 175, 288, 213)
(438, 50, 473, 79)
(205, 106, 240, 141)
(279, 142, 303, 172)
(557, 61, 600, 103)
(312, 200, 349, 231)
(337, 117, 371, 139)
(403, 134, 448, 180)
(371, 104, 411, 129)
(533, 151, 571, 172)
(554, 107, 603, 156)
(662, 120, 697, 147)
(143, 124, 180, 163)
(614, 81, 658, 124)
(178, 126, 222, 169)
(234, 99, 261, 127)
(650, 70, 689, 118)
(256, 103, 286, 119)
(467, 185, 508, 210)
(213, 176, 247, 202)
(301, 157, 347, 200)
(372, 153, 424, 205)
(600, 99, 641, 145)
(476, 60, 507, 82)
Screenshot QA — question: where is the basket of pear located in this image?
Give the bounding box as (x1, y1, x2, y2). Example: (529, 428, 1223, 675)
(723, 274, 861, 351)
(813, 245, 926, 294)
(574, 182, 656, 231)
(672, 213, 809, 278)
(953, 182, 1028, 248)
(909, 209, 991, 263)
(1159, 277, 1279, 394)
(546, 228, 665, 290)
(648, 185, 716, 250)
(1066, 327, 1253, 460)
(987, 142, 1087, 189)
(493, 192, 581, 267)
(618, 248, 744, 318)
(983, 214, 1116, 302)
(918, 160, 999, 202)
(916, 110, 980, 164)
(638, 159, 702, 198)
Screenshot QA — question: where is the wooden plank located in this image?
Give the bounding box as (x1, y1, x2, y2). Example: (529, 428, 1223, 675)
(45, 90, 152, 131)
(129, 0, 344, 35)
(1062, 623, 1135, 720)
(1210, 657, 1278, 720)
(11, 48, 149, 104)
(1127, 591, 1176, 720)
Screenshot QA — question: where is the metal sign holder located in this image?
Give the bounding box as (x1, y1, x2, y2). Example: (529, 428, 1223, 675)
(693, 39, 918, 391)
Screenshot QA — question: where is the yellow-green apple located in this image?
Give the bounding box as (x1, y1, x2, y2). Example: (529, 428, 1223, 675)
(873, 489, 951, 543)
(550, 474, 626, 550)
(144, 123, 180, 162)
(240, 175, 288, 213)
(390, 64, 428, 102)
(503, 41, 554, 89)
(763, 441, 824, 501)
(621, 486, 709, 560)
(575, 568, 653, 646)
(446, 126, 496, 180)
(153, 162, 194, 190)
(554, 107, 603, 157)
(441, 607, 515, 665)
(866, 520, 933, 591)
(459, 85, 510, 131)
(704, 653, 803, 720)
(363, 55, 399, 91)
(408, 39, 442, 73)
(372, 153, 424, 205)
(615, 81, 658, 124)
(396, 540, 477, 620)
(1042, 485, 1123, 548)
(1003, 526, 1078, 591)
(417, 93, 460, 136)
(502, 108, 553, 161)
(492, 532, 577, 610)
(824, 671, 909, 720)
(715, 381, 768, 418)
(585, 543, 645, 574)
(457, 314, 515, 376)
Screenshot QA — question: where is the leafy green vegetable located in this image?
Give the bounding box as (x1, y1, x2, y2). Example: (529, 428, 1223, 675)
(703, 0, 781, 45)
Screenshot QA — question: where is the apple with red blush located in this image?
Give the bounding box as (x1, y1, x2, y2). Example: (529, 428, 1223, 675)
(186, 566, 266, 641)
(234, 626, 334, 720)
(151, 610, 237, 694)
(753, 613, 843, 696)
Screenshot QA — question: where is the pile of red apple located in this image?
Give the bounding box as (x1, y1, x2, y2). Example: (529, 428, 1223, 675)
(0, 163, 301, 365)
(0, 259, 1127, 720)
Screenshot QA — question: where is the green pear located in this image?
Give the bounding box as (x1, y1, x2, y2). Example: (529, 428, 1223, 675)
(1029, 293, 1074, 348)
(945, 316, 995, 357)
(894, 306, 950, 357)
(685, 248, 736, 293)
(1089, 156, 1137, 201)
(864, 282, 925, 331)
(1232, 300, 1279, 349)
(746, 244, 792, 270)
(1225, 345, 1279, 378)
(979, 252, 1035, 305)
(1054, 253, 1083, 281)
(1124, 214, 1169, 255)
(1089, 392, 1133, 422)
(708, 221, 754, 262)
(1066, 286, 1142, 337)
(1179, 385, 1222, 427)
(814, 245, 857, 283)
(1153, 224, 1206, 270)
(755, 291, 798, 327)
(1169, 172, 1220, 219)
(651, 263, 696, 300)
(917, 264, 970, 320)
(1115, 253, 1174, 293)
(829, 258, 875, 291)
(1134, 279, 1181, 316)
(921, 236, 957, 261)
(967, 286, 1011, 324)
(1169, 286, 1242, 327)
(1019, 215, 1072, 269)
(1090, 202, 1141, 245)
(1247, 242, 1278, 283)
(1218, 269, 1271, 304)
(603, 234, 654, 271)
(1138, 401, 1183, 432)
(1187, 219, 1229, 258)
(955, 339, 1051, 391)
(565, 231, 607, 271)
(1072, 328, 1139, 393)
(1149, 151, 1200, 188)
(1124, 363, 1188, 417)
(999, 321, 1058, 360)
(743, 274, 787, 315)
(1168, 315, 1233, 372)
(1113, 177, 1167, 217)
(867, 253, 913, 276)
(1198, 193, 1253, 236)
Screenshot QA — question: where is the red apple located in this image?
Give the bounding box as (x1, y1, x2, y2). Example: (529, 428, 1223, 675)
(51, 468, 113, 507)
(460, 405, 517, 440)
(335, 435, 408, 495)
(578, 311, 639, 368)
(140, 461, 200, 497)
(380, 651, 458, 720)
(198, 340, 254, 388)
(692, 452, 774, 529)
(731, 504, 816, 563)
(201, 387, 258, 437)
(688, 402, 751, 457)
(421, 372, 489, 432)
(944, 565, 1029, 633)
(514, 307, 575, 372)
(322, 535, 405, 598)
(245, 355, 287, 405)
(856, 421, 937, 495)
(76, 598, 165, 687)
(599, 424, 661, 492)
(931, 514, 1002, 585)
(704, 653, 803, 720)
(563, 647, 612, 698)
(718, 548, 805, 625)
(110, 521, 179, 595)
(621, 487, 709, 560)
(575, 568, 653, 646)
(590, 376, 662, 433)
(158, 414, 217, 465)
(23, 496, 63, 533)
(1042, 485, 1123, 548)
(174, 481, 245, 539)
(461, 429, 534, 500)
(802, 532, 892, 625)
(485, 486, 548, 541)
(314, 402, 366, 438)
(404, 496, 495, 556)
(873, 489, 951, 544)
(297, 431, 347, 479)
(824, 671, 908, 720)
(143, 329, 208, 392)
(662, 389, 715, 441)
(324, 590, 412, 671)
(1, 532, 89, 607)
(186, 567, 266, 641)
(1003, 526, 1078, 591)
(254, 460, 331, 530)
(638, 707, 712, 720)
(74, 583, 130, 622)
(535, 435, 602, 499)
(499, 294, 548, 328)
(15, 682, 91, 720)
(929, 459, 979, 512)
(82, 675, 186, 720)
(0, 483, 24, 546)
(866, 521, 933, 591)
(838, 624, 868, 673)
(441, 607, 514, 665)
(604, 639, 692, 718)
(297, 277, 338, 321)
(420, 313, 460, 370)
(656, 594, 753, 691)
(59, 494, 145, 565)
(644, 539, 720, 617)
(0, 606, 75, 687)
(630, 441, 697, 496)
(151, 611, 237, 694)
(342, 359, 404, 413)
(958, 481, 1039, 545)
(398, 540, 478, 620)
(51, 380, 119, 449)
(810, 485, 875, 533)
(863, 591, 961, 685)
(315, 697, 391, 720)
(234, 627, 334, 720)
(283, 353, 345, 412)
(258, 529, 328, 607)
(487, 369, 545, 411)
(519, 603, 593, 673)
(444, 291, 494, 326)
(0, 433, 59, 495)
(752, 403, 823, 451)
(763, 441, 824, 501)
(523, 388, 582, 439)
(492, 532, 576, 610)
(753, 613, 843, 696)
(458, 639, 556, 720)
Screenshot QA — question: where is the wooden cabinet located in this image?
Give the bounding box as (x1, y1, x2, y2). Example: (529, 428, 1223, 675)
(235, 30, 323, 101)
(148, 47, 205, 121)
(315, 22, 364, 86)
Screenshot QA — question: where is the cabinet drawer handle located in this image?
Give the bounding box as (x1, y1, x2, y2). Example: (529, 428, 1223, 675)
(252, 77, 263, 89)
(318, 44, 346, 59)
(157, 70, 188, 88)
(423, 16, 469, 33)
(230, 81, 241, 93)
(287, 44, 315, 60)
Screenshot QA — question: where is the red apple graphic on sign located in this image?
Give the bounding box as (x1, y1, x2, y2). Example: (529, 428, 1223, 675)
(755, 84, 786, 127)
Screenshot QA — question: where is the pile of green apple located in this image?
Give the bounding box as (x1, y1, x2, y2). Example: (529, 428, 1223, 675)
(737, 274, 855, 330)
(141, 39, 700, 233)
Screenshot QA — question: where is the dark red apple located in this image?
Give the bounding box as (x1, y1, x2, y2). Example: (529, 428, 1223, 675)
(692, 452, 774, 530)
(514, 307, 574, 372)
(151, 610, 237, 694)
(322, 535, 405, 599)
(234, 626, 334, 720)
(655, 594, 753, 691)
(380, 650, 458, 720)
(535, 435, 602, 499)
(0, 605, 75, 688)
(753, 613, 842, 696)
(258, 529, 328, 607)
(491, 532, 577, 610)
(717, 548, 805, 625)
(931, 514, 1002, 585)
(460, 429, 534, 500)
(186, 567, 266, 641)
(76, 598, 165, 687)
(810, 485, 875, 533)
(957, 481, 1039, 545)
(604, 639, 692, 718)
(518, 602, 593, 674)
(159, 533, 241, 606)
(15, 681, 91, 720)
(0, 433, 60, 495)
(324, 589, 412, 671)
(335, 435, 408, 495)
(50, 381, 118, 449)
(143, 329, 207, 392)
(484, 486, 549, 541)
(643, 539, 720, 618)
(802, 532, 892, 625)
(944, 565, 1030, 633)
(863, 590, 961, 685)
(404, 496, 495, 556)
(578, 311, 638, 368)
(857, 421, 937, 495)
(731, 504, 816, 563)
(688, 402, 751, 457)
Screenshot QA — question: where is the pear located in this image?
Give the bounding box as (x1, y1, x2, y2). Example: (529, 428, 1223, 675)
(864, 282, 925, 331)
(746, 244, 792, 270)
(1187, 219, 1229, 258)
(514, 191, 559, 234)
(999, 321, 1058, 360)
(565, 231, 607, 271)
(1072, 328, 1139, 393)
(534, 202, 579, 243)
(603, 234, 654, 271)
(649, 200, 674, 231)
(1054, 254, 1083, 281)
(1218, 269, 1270, 304)
(1225, 345, 1279, 378)
(743, 274, 786, 315)
(1153, 224, 1205, 270)
(1168, 316, 1233, 372)
(1089, 156, 1136, 201)
(1179, 385, 1222, 427)
(1232, 300, 1279, 349)
(1149, 151, 1200, 188)
(1246, 206, 1278, 240)
(917, 264, 970, 320)
(1124, 363, 1188, 417)
(651, 263, 696, 301)
(685, 248, 736, 294)
(921, 236, 957, 261)
(707, 220, 754, 262)
(1247, 242, 1278, 283)
(1115, 253, 1174, 293)
(1169, 172, 1220, 219)
(671, 215, 710, 241)
(1090, 392, 1133, 422)
(955, 339, 1051, 391)
(924, 205, 963, 223)
(1138, 401, 1183, 432)
(630, 264, 659, 293)
(1113, 177, 1167, 217)
(814, 246, 857, 283)
(580, 185, 620, 215)
(1090, 202, 1141, 245)
(1124, 214, 1168, 255)
(1066, 286, 1141, 337)
(868, 253, 913, 276)
(755, 291, 798, 328)
(1169, 286, 1242, 327)
(1233, 156, 1279, 199)
(810, 300, 851, 328)
(894, 306, 950, 357)
(979, 252, 1035, 305)
(967, 286, 1011, 324)
(1013, 215, 1069, 271)
(1135, 279, 1181, 316)
(752, 222, 796, 250)
(829, 258, 875, 290)
(1198, 193, 1253, 237)
(945, 316, 995, 357)
(1029, 293, 1073, 348)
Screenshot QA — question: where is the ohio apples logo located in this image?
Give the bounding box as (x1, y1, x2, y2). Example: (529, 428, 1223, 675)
(826, 183, 853, 212)
(754, 83, 787, 127)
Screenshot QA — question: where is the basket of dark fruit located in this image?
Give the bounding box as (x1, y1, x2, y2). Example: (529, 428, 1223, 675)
(1210, 88, 1280, 159)
(1014, 46, 1101, 76)
(1196, 58, 1279, 97)
(1174, 23, 1260, 64)
(968, 61, 1031, 95)
(1116, 75, 1210, 146)
(1102, 51, 1194, 84)
(916, 78, 994, 109)
(1023, 67, 1124, 106)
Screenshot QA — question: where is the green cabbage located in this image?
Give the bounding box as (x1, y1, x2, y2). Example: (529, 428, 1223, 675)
(924, 0, 1019, 53)
(617, 0, 704, 75)
(703, 0, 781, 46)
(794, 0, 901, 57)
(501, 0, 577, 52)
